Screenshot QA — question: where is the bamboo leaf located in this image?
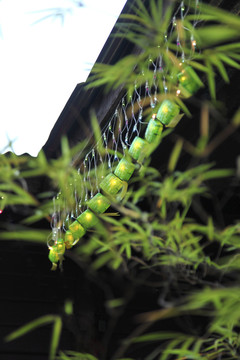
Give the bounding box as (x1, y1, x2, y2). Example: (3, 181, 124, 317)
(5, 315, 58, 342)
(212, 55, 229, 82)
(120, 13, 151, 28)
(149, 0, 162, 27)
(90, 111, 104, 154)
(218, 53, 240, 69)
(188, 60, 210, 73)
(195, 2, 240, 31)
(37, 150, 48, 167)
(160, 339, 182, 360)
(92, 251, 115, 269)
(132, 332, 184, 343)
(214, 42, 240, 52)
(5, 315, 62, 360)
(228, 52, 240, 61)
(201, 168, 234, 181)
(133, 0, 152, 22)
(168, 139, 183, 173)
(50, 317, 62, 360)
(59, 351, 98, 360)
(106, 298, 125, 309)
(21, 210, 49, 225)
(205, 59, 216, 99)
(196, 26, 240, 47)
(232, 108, 240, 126)
(174, 97, 191, 117)
(0, 229, 49, 243)
(138, 307, 179, 323)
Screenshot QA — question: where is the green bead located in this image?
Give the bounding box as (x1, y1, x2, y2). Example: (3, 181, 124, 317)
(177, 66, 202, 96)
(88, 193, 111, 214)
(49, 245, 59, 263)
(77, 209, 98, 229)
(64, 231, 75, 249)
(56, 238, 65, 255)
(114, 157, 135, 181)
(145, 118, 163, 143)
(100, 173, 123, 196)
(129, 136, 147, 161)
(69, 220, 86, 239)
(156, 100, 180, 125)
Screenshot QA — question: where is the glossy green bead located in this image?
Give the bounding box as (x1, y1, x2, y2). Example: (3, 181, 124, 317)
(129, 136, 147, 161)
(145, 118, 163, 143)
(49, 245, 59, 263)
(100, 173, 123, 196)
(114, 157, 135, 181)
(77, 209, 98, 229)
(64, 231, 75, 249)
(69, 220, 86, 239)
(56, 238, 65, 255)
(156, 100, 180, 126)
(88, 193, 111, 214)
(177, 66, 202, 96)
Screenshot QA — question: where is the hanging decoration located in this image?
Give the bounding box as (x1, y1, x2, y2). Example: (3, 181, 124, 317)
(47, 0, 203, 270)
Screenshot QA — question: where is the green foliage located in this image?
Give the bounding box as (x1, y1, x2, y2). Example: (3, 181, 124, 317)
(5, 315, 62, 360)
(57, 351, 98, 360)
(1, 1, 240, 360)
(142, 287, 240, 359)
(86, 0, 240, 101)
(1, 115, 240, 359)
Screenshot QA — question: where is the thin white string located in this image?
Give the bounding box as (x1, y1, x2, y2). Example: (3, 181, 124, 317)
(50, 0, 202, 241)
